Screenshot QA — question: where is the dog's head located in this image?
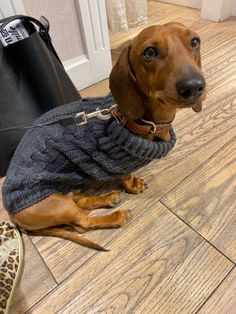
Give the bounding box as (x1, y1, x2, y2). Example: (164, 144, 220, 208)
(110, 23, 206, 124)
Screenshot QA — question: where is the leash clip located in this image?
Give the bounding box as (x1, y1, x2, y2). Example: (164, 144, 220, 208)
(74, 105, 117, 125)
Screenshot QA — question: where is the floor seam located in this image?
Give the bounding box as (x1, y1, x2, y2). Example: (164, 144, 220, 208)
(159, 134, 236, 203)
(195, 265, 235, 313)
(159, 200, 235, 265)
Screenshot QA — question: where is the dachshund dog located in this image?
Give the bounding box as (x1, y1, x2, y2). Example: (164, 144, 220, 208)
(4, 23, 206, 251)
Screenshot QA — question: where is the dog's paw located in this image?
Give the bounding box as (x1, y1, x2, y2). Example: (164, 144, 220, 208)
(106, 191, 125, 207)
(113, 210, 132, 227)
(121, 175, 147, 194)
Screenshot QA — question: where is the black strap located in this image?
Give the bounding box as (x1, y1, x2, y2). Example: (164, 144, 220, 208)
(0, 14, 62, 64)
(0, 122, 57, 133)
(0, 116, 86, 133)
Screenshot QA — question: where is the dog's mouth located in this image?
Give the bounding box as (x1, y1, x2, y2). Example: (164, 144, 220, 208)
(149, 88, 206, 115)
(177, 99, 202, 109)
(191, 101, 202, 112)
(157, 92, 206, 113)
(156, 97, 166, 104)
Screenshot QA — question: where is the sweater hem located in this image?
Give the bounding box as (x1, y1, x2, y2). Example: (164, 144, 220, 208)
(4, 188, 57, 215)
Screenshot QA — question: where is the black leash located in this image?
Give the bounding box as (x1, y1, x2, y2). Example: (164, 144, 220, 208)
(0, 117, 75, 133)
(0, 121, 59, 133)
(0, 106, 116, 133)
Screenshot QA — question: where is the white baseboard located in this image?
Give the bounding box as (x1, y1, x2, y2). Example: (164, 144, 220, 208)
(158, 0, 202, 9)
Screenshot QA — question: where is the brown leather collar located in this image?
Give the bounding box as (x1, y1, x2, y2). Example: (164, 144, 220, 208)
(111, 107, 172, 141)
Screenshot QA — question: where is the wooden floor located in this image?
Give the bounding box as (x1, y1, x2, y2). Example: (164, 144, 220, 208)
(1, 1, 236, 313)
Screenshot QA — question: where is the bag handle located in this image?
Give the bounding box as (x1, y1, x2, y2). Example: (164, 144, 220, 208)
(0, 15, 62, 64)
(0, 15, 46, 33)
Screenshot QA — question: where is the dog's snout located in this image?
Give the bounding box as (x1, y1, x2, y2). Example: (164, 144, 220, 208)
(176, 76, 205, 100)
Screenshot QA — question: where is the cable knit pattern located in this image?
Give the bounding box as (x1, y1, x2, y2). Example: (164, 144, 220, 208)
(2, 94, 176, 214)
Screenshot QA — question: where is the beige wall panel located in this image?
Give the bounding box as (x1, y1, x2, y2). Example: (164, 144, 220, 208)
(22, 0, 85, 61)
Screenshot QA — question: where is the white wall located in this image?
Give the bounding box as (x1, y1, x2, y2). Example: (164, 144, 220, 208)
(22, 0, 85, 62)
(201, 0, 236, 22)
(155, 0, 236, 21)
(233, 1, 236, 15)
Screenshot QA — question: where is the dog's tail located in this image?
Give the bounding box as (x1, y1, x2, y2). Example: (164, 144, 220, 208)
(26, 228, 108, 252)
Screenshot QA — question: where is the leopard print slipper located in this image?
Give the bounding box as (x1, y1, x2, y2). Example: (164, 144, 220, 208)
(0, 221, 24, 314)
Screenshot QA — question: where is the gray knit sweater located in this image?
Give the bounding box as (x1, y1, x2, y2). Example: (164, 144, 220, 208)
(3, 94, 176, 214)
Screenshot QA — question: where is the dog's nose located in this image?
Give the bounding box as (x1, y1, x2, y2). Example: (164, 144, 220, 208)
(176, 76, 205, 100)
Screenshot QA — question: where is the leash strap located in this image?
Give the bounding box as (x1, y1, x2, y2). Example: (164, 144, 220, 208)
(0, 105, 117, 133)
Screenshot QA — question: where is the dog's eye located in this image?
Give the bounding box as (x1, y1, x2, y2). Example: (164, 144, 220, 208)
(191, 37, 200, 50)
(143, 47, 159, 59)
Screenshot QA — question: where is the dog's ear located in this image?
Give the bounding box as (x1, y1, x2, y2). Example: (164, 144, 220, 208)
(109, 46, 145, 120)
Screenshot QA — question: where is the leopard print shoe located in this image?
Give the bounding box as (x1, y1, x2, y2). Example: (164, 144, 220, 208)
(0, 221, 24, 314)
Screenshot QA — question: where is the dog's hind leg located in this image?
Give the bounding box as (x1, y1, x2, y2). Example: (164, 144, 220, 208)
(73, 209, 132, 231)
(12, 193, 132, 250)
(72, 190, 125, 210)
(13, 193, 131, 230)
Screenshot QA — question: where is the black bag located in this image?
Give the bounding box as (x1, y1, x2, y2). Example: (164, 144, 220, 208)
(0, 15, 81, 176)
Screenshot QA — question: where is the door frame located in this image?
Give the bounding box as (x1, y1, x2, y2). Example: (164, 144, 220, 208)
(0, 0, 112, 90)
(65, 0, 112, 90)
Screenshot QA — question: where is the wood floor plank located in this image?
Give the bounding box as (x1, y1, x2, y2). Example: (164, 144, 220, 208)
(202, 39, 236, 94)
(28, 202, 233, 314)
(193, 17, 236, 58)
(162, 137, 236, 262)
(8, 235, 57, 314)
(198, 267, 236, 314)
(80, 79, 109, 98)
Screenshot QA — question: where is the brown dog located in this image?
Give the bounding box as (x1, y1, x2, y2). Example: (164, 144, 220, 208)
(5, 23, 206, 250)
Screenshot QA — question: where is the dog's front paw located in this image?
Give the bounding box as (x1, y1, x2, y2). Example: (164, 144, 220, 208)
(120, 175, 147, 194)
(106, 191, 125, 207)
(113, 210, 132, 227)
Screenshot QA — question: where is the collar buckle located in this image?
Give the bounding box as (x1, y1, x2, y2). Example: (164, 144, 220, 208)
(140, 119, 157, 134)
